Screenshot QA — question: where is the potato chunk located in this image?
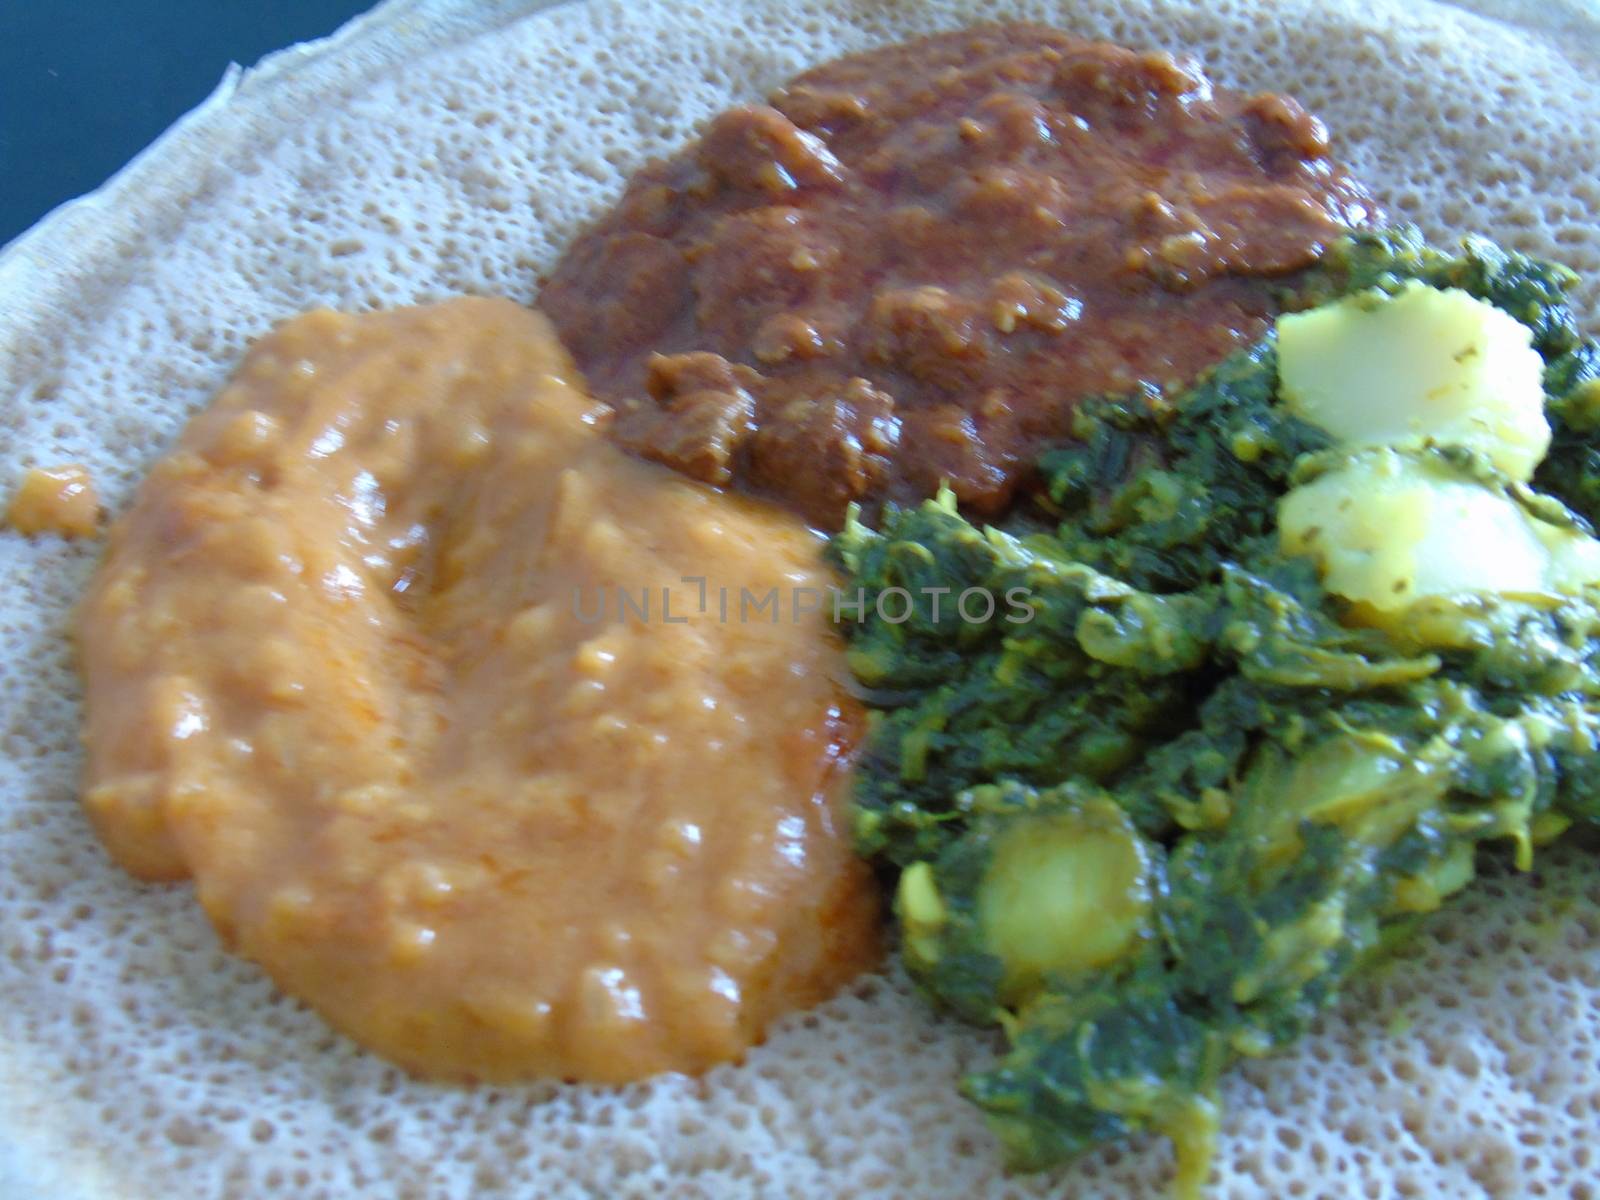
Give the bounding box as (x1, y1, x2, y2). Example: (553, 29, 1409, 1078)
(1277, 282, 1549, 480)
(1538, 519, 1600, 592)
(977, 799, 1153, 1004)
(1279, 450, 1600, 610)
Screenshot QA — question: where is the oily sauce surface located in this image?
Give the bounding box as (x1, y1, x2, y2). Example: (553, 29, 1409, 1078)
(541, 23, 1372, 527)
(78, 299, 879, 1082)
(7, 464, 99, 538)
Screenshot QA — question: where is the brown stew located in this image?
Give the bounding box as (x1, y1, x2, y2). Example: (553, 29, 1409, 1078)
(541, 24, 1372, 527)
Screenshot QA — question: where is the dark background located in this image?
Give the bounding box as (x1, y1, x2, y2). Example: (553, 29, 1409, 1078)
(0, 1, 377, 247)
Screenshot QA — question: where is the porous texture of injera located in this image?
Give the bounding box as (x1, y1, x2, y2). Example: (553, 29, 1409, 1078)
(3, 1, 1600, 1196)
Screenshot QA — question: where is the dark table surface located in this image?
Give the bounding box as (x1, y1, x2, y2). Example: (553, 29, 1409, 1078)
(0, 1, 378, 248)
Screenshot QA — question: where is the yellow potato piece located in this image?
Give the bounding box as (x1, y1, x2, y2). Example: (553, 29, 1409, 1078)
(977, 800, 1153, 1005)
(1279, 449, 1600, 609)
(1277, 282, 1549, 481)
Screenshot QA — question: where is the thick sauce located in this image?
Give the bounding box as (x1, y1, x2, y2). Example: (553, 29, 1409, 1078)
(8, 464, 99, 538)
(78, 298, 879, 1082)
(541, 24, 1372, 527)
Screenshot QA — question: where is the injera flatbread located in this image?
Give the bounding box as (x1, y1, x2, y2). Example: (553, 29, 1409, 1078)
(3, 1, 1600, 1196)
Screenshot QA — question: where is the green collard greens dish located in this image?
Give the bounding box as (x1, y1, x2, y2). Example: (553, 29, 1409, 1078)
(830, 227, 1600, 1196)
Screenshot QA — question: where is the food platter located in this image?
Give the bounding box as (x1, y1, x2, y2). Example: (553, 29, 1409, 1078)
(4, 2, 1600, 1197)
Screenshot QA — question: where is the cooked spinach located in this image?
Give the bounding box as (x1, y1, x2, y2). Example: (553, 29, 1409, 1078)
(831, 226, 1600, 1196)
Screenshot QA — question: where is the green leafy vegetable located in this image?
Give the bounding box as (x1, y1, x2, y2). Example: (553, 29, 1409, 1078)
(832, 226, 1600, 1196)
